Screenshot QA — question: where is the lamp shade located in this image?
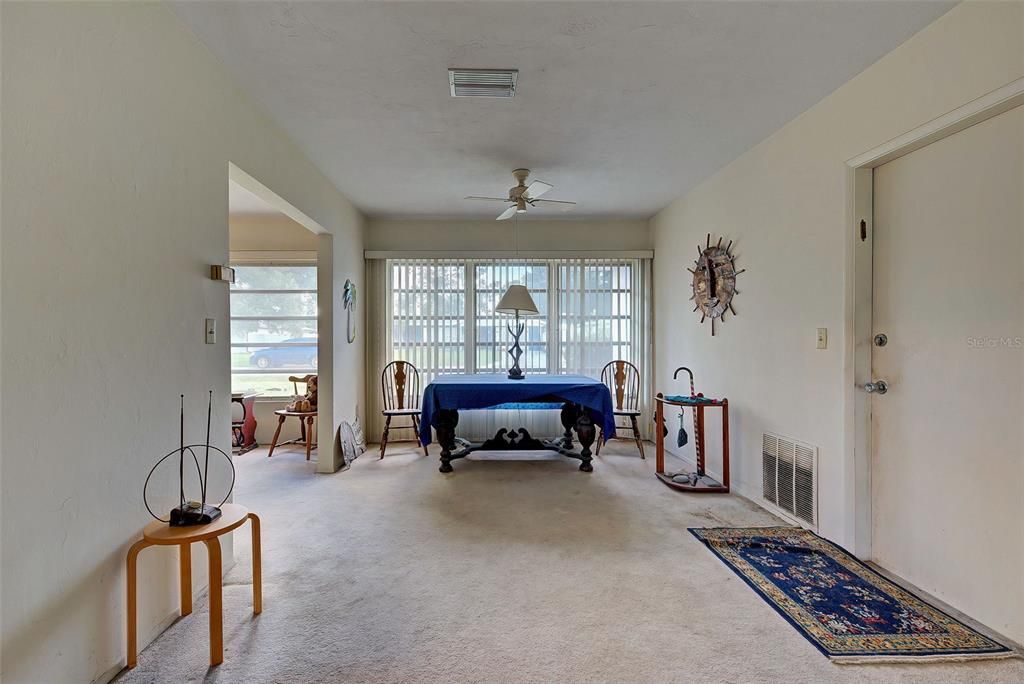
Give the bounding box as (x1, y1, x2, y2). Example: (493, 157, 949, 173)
(495, 284, 539, 315)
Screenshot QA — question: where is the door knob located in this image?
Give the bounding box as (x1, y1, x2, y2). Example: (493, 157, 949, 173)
(864, 380, 888, 395)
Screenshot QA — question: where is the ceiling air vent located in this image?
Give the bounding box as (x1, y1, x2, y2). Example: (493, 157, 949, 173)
(449, 68, 518, 98)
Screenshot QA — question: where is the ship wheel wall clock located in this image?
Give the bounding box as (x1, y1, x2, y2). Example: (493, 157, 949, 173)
(689, 233, 745, 336)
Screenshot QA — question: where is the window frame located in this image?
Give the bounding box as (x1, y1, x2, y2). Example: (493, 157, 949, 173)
(471, 260, 551, 376)
(386, 258, 639, 382)
(229, 260, 319, 399)
(555, 260, 637, 380)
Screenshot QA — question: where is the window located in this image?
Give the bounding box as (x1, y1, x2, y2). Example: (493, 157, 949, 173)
(230, 265, 317, 397)
(390, 260, 466, 380)
(557, 261, 635, 379)
(372, 257, 650, 441)
(474, 262, 548, 374)
(385, 258, 645, 382)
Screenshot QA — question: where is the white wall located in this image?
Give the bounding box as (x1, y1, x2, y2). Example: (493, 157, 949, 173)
(652, 1, 1023, 549)
(366, 217, 651, 253)
(229, 213, 320, 252)
(0, 3, 364, 683)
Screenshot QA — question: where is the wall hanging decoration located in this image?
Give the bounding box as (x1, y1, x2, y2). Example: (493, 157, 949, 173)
(143, 391, 235, 526)
(344, 278, 357, 343)
(690, 233, 744, 336)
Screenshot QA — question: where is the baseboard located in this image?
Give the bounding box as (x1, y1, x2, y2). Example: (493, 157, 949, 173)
(94, 558, 235, 683)
(93, 659, 131, 684)
(90, 606, 183, 684)
(865, 562, 1024, 653)
(660, 447, 728, 487)
(660, 447, 799, 527)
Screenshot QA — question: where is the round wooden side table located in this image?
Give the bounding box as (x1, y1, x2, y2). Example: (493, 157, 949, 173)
(126, 503, 261, 668)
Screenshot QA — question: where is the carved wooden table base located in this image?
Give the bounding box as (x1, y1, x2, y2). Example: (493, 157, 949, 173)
(431, 401, 597, 473)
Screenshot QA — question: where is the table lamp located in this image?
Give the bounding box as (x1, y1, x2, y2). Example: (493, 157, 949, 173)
(495, 284, 539, 380)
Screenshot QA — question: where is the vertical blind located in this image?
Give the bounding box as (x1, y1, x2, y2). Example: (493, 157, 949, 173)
(389, 260, 467, 377)
(366, 257, 652, 441)
(558, 261, 637, 379)
(474, 262, 549, 375)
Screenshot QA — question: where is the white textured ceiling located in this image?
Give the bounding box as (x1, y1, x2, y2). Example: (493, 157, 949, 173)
(175, 1, 954, 219)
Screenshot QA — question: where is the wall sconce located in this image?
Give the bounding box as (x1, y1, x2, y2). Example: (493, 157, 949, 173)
(210, 265, 235, 284)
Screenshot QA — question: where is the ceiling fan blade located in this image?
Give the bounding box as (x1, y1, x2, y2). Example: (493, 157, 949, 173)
(524, 180, 553, 200)
(496, 206, 517, 221)
(532, 198, 576, 211)
(465, 196, 511, 203)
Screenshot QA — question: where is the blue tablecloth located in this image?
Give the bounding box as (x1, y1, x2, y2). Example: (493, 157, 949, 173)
(419, 373, 616, 445)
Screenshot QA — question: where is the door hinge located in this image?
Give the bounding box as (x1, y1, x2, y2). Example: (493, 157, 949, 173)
(860, 219, 867, 242)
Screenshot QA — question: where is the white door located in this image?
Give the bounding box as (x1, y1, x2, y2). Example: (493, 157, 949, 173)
(871, 105, 1023, 643)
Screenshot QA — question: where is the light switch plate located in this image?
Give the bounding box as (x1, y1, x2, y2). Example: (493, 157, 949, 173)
(816, 327, 827, 350)
(205, 318, 216, 344)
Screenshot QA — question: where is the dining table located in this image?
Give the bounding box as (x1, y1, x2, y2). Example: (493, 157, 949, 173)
(419, 373, 616, 473)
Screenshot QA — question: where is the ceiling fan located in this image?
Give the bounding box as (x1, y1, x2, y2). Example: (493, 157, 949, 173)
(465, 168, 577, 220)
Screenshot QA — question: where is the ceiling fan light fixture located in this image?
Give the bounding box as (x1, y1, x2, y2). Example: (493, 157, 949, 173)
(469, 169, 577, 220)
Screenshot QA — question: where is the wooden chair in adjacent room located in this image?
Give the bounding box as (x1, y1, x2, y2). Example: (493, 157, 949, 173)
(380, 360, 428, 458)
(267, 374, 318, 461)
(597, 360, 645, 459)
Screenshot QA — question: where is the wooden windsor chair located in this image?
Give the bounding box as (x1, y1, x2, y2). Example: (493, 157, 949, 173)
(597, 360, 645, 458)
(380, 361, 427, 458)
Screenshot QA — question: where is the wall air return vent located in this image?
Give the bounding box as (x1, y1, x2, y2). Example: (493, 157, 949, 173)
(449, 69, 518, 98)
(762, 432, 818, 528)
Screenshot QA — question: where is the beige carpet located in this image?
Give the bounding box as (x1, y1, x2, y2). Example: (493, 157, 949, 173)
(115, 441, 1023, 683)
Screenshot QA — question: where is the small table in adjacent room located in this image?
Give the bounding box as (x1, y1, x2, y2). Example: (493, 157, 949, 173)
(231, 392, 260, 454)
(419, 373, 616, 473)
(125, 504, 262, 668)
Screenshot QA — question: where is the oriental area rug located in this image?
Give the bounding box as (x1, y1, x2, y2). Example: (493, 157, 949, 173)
(689, 526, 1015, 663)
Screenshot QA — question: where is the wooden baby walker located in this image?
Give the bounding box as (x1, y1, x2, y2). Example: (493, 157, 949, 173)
(654, 367, 730, 493)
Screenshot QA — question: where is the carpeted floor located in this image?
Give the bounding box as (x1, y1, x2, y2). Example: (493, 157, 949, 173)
(115, 442, 1023, 683)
